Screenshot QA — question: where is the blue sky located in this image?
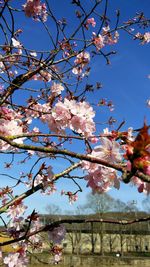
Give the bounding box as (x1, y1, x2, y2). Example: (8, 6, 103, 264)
(0, 0, 150, 217)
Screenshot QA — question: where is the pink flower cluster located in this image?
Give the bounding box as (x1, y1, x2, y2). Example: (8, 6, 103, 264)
(131, 176, 150, 195)
(84, 165, 119, 193)
(28, 217, 44, 247)
(33, 69, 52, 82)
(27, 98, 95, 137)
(92, 137, 122, 163)
(82, 137, 122, 193)
(92, 26, 119, 50)
(23, 0, 48, 22)
(85, 17, 96, 29)
(135, 32, 150, 44)
(51, 99, 95, 137)
(7, 201, 27, 231)
(0, 106, 24, 151)
(48, 226, 66, 264)
(143, 32, 150, 43)
(48, 225, 66, 244)
(51, 245, 63, 265)
(26, 166, 56, 195)
(4, 250, 28, 267)
(51, 82, 64, 96)
(61, 190, 78, 204)
(72, 51, 90, 75)
(147, 99, 150, 107)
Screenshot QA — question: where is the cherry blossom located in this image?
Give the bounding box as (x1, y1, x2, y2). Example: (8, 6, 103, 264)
(61, 190, 78, 204)
(48, 225, 66, 244)
(91, 137, 122, 163)
(23, 0, 48, 22)
(11, 38, 21, 48)
(28, 217, 44, 248)
(143, 32, 150, 44)
(92, 27, 119, 50)
(92, 32, 105, 50)
(30, 98, 96, 137)
(72, 51, 90, 75)
(0, 58, 5, 73)
(147, 98, 150, 107)
(51, 245, 63, 265)
(84, 165, 119, 193)
(85, 18, 96, 29)
(53, 253, 62, 265)
(82, 137, 122, 192)
(3, 251, 28, 267)
(26, 166, 56, 195)
(0, 106, 24, 151)
(131, 176, 150, 195)
(51, 82, 64, 96)
(7, 201, 27, 220)
(33, 70, 52, 82)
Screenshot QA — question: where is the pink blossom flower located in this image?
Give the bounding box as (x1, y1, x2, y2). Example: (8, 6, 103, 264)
(23, 0, 48, 22)
(30, 51, 37, 57)
(68, 192, 78, 204)
(143, 32, 150, 44)
(4, 252, 28, 267)
(53, 253, 62, 264)
(0, 107, 25, 151)
(34, 70, 51, 82)
(51, 82, 64, 96)
(131, 176, 150, 195)
(105, 31, 119, 45)
(48, 225, 66, 244)
(85, 18, 96, 29)
(7, 201, 27, 220)
(82, 137, 122, 193)
(0, 57, 5, 73)
(28, 217, 43, 246)
(11, 38, 23, 55)
(127, 127, 135, 141)
(92, 32, 105, 50)
(51, 245, 63, 265)
(52, 101, 71, 129)
(11, 38, 21, 48)
(64, 99, 95, 137)
(93, 137, 122, 163)
(8, 217, 24, 231)
(84, 165, 119, 193)
(146, 99, 150, 107)
(72, 51, 90, 75)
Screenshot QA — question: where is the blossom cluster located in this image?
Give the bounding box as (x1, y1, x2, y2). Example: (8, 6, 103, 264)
(23, 0, 48, 22)
(3, 248, 28, 267)
(7, 200, 27, 231)
(3, 215, 43, 267)
(82, 137, 122, 193)
(48, 225, 66, 245)
(26, 98, 95, 137)
(135, 32, 150, 44)
(26, 166, 56, 195)
(72, 51, 90, 75)
(131, 176, 150, 194)
(61, 190, 78, 204)
(92, 26, 119, 51)
(0, 106, 24, 151)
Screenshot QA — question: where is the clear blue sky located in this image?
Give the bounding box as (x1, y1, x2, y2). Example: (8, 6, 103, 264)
(0, 0, 150, 216)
